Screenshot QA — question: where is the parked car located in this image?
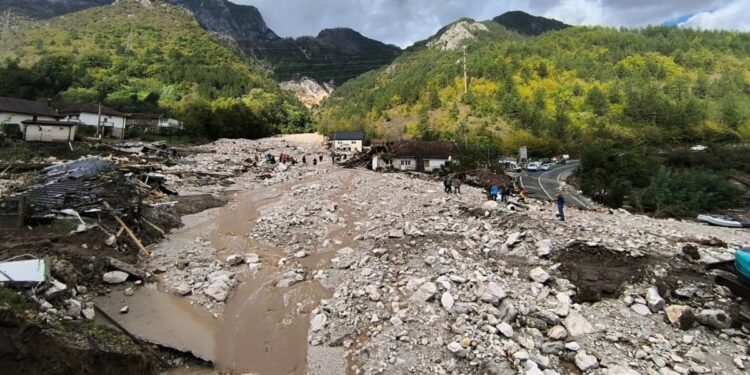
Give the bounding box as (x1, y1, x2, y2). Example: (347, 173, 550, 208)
(501, 160, 522, 172)
(526, 162, 541, 172)
(540, 163, 552, 171)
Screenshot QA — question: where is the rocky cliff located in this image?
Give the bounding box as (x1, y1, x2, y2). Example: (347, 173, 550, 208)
(280, 77, 335, 108)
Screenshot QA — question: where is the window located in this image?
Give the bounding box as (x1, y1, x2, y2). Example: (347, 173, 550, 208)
(400, 160, 411, 166)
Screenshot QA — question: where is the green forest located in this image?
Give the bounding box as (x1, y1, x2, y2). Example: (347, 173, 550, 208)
(318, 19, 750, 216)
(0, 0, 311, 139)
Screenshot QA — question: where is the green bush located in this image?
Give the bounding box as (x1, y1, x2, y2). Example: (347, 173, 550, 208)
(638, 166, 742, 217)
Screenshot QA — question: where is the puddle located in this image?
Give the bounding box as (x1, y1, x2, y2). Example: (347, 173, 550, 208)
(554, 243, 649, 302)
(95, 287, 218, 362)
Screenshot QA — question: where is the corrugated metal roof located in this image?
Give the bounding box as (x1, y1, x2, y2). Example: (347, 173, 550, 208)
(332, 131, 365, 140)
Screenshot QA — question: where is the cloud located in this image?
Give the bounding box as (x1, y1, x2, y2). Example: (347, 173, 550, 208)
(237, 0, 748, 47)
(680, 0, 750, 31)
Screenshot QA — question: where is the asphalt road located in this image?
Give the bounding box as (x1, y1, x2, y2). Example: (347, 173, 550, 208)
(519, 161, 594, 209)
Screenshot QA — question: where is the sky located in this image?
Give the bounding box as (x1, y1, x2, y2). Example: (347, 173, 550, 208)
(239, 0, 750, 47)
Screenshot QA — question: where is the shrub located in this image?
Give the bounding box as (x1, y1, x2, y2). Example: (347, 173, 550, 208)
(638, 166, 742, 217)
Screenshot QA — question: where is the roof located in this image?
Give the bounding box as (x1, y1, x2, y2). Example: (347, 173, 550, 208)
(391, 140, 459, 159)
(60, 103, 126, 117)
(332, 131, 365, 140)
(0, 96, 59, 117)
(127, 113, 163, 120)
(21, 120, 78, 127)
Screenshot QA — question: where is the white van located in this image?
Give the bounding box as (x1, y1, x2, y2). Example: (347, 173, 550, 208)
(526, 162, 541, 172)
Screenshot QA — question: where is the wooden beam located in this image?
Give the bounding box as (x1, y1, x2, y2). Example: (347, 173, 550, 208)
(103, 201, 150, 257)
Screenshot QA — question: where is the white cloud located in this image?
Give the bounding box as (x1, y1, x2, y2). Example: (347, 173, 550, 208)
(680, 0, 750, 31)
(237, 0, 746, 47)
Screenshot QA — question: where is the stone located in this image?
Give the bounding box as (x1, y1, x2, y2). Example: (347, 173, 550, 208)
(441, 292, 455, 312)
(120, 306, 129, 314)
(529, 267, 550, 284)
(294, 250, 308, 259)
(365, 285, 381, 302)
(554, 292, 571, 317)
(664, 305, 695, 330)
(44, 279, 68, 299)
(245, 253, 260, 264)
(631, 303, 652, 316)
(82, 307, 95, 320)
(107, 257, 147, 280)
(447, 341, 466, 358)
(564, 311, 595, 338)
(541, 341, 565, 355)
(646, 286, 665, 312)
(66, 299, 82, 318)
(696, 309, 731, 329)
(497, 322, 514, 337)
(547, 325, 568, 340)
(102, 271, 129, 284)
(204, 280, 230, 302)
(476, 282, 507, 305)
(733, 357, 744, 370)
(226, 254, 244, 266)
(482, 201, 499, 211)
(410, 282, 437, 304)
(574, 350, 599, 371)
(310, 313, 327, 333)
(497, 299, 517, 322)
(603, 366, 640, 375)
(537, 239, 552, 257)
(206, 270, 234, 283)
(565, 342, 581, 351)
(388, 229, 404, 238)
(174, 283, 192, 296)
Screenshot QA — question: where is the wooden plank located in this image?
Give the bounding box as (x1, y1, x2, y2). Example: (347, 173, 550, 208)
(103, 201, 150, 257)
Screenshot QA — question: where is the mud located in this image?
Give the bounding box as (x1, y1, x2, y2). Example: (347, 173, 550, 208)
(554, 243, 649, 302)
(0, 303, 157, 375)
(173, 194, 227, 216)
(95, 286, 218, 362)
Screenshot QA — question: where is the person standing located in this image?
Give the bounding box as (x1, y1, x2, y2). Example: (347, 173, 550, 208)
(490, 185, 498, 201)
(556, 193, 565, 221)
(443, 176, 451, 194)
(302, 155, 307, 165)
(452, 178, 461, 194)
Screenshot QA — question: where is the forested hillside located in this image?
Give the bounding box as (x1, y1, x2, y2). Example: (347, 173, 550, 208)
(319, 17, 750, 214)
(0, 0, 310, 139)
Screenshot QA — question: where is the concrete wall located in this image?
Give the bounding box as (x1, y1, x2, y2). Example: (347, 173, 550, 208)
(23, 124, 76, 142)
(333, 140, 363, 152)
(0, 112, 58, 125)
(65, 112, 126, 139)
(392, 157, 449, 172)
(425, 158, 450, 172)
(393, 157, 417, 171)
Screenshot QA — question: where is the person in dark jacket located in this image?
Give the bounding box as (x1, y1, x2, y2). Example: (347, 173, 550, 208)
(556, 193, 565, 221)
(443, 176, 451, 193)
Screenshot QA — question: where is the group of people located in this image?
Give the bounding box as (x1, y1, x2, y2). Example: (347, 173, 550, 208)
(443, 176, 462, 194)
(488, 184, 517, 203)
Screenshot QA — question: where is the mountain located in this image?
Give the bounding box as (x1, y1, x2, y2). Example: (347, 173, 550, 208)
(164, 0, 278, 41)
(493, 11, 569, 36)
(0, 0, 310, 139)
(0, 0, 111, 19)
(0, 0, 402, 85)
(240, 28, 401, 85)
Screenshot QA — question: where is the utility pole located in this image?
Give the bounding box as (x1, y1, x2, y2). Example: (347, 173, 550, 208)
(462, 46, 468, 95)
(1, 9, 11, 42)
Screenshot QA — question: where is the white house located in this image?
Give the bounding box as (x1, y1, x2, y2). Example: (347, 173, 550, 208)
(331, 131, 365, 152)
(21, 120, 77, 142)
(61, 103, 127, 139)
(391, 140, 460, 172)
(0, 96, 61, 126)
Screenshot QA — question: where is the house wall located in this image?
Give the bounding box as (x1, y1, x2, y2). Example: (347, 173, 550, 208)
(333, 140, 363, 152)
(23, 125, 76, 142)
(425, 158, 450, 172)
(65, 112, 126, 139)
(393, 157, 417, 171)
(0, 112, 58, 125)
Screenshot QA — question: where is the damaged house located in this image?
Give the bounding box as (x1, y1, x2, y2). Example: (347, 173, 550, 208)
(61, 103, 128, 139)
(0, 96, 78, 142)
(388, 140, 460, 172)
(331, 131, 365, 152)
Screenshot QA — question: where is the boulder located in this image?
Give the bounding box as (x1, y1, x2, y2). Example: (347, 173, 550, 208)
(410, 282, 437, 304)
(66, 299, 82, 318)
(646, 286, 665, 312)
(482, 201, 499, 211)
(664, 305, 696, 330)
(310, 313, 327, 332)
(447, 341, 467, 358)
(441, 291, 455, 312)
(564, 311, 594, 338)
(547, 325, 568, 340)
(574, 350, 599, 371)
(476, 282, 507, 305)
(102, 271, 129, 284)
(536, 239, 553, 257)
(204, 280, 230, 302)
(226, 254, 244, 266)
(630, 303, 652, 316)
(82, 307, 95, 320)
(696, 309, 731, 329)
(529, 267, 550, 283)
(497, 322, 514, 337)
